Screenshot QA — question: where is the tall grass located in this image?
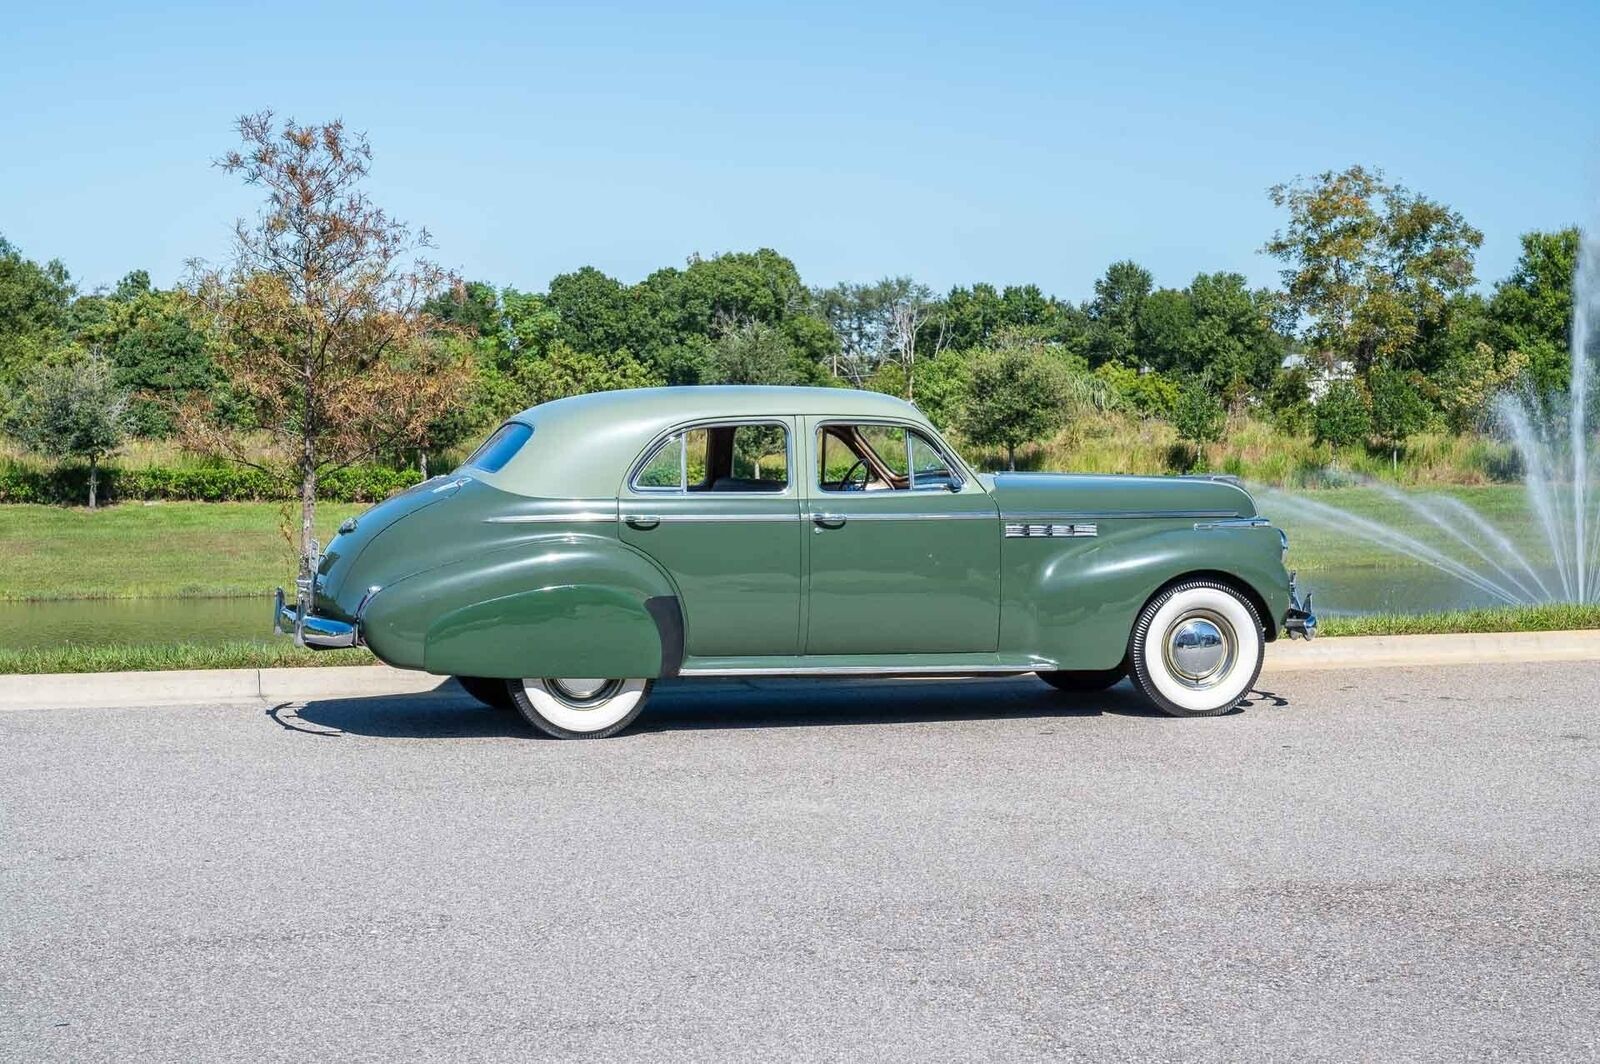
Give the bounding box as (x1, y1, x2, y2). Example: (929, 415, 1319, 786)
(958, 412, 1519, 488)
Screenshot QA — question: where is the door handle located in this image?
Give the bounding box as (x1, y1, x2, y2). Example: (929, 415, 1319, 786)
(812, 513, 847, 530)
(624, 514, 661, 530)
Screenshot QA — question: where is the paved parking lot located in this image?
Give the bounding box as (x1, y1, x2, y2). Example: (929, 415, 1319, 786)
(2, 664, 1597, 1062)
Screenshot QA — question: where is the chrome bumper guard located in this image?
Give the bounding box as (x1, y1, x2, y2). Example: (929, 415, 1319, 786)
(1284, 571, 1317, 640)
(272, 576, 359, 650)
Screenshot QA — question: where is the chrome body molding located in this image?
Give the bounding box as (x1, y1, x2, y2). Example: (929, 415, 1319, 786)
(485, 511, 617, 524)
(678, 663, 1047, 677)
(1192, 516, 1272, 530)
(1000, 509, 1239, 521)
(824, 510, 992, 522)
(1004, 522, 1098, 539)
(628, 512, 798, 523)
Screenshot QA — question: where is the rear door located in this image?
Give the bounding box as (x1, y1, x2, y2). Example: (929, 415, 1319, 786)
(802, 418, 1000, 655)
(619, 418, 803, 657)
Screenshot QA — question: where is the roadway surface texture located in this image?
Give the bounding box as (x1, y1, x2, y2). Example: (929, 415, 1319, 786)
(2, 664, 1597, 1062)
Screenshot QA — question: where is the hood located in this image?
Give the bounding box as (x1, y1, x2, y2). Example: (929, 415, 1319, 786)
(987, 472, 1256, 518)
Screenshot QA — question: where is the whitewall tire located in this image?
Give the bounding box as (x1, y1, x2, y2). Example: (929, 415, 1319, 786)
(510, 677, 653, 739)
(1127, 581, 1264, 717)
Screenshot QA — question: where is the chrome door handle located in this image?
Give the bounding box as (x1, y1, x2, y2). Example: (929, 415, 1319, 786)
(812, 513, 847, 530)
(624, 514, 661, 530)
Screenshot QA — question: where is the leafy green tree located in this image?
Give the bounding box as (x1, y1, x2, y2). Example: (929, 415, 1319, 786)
(1487, 228, 1579, 394)
(1266, 165, 1482, 372)
(5, 351, 130, 508)
(704, 319, 807, 385)
(545, 266, 634, 355)
(1084, 260, 1153, 366)
(1313, 379, 1373, 449)
(1133, 288, 1194, 371)
(515, 341, 660, 405)
(1169, 382, 1225, 470)
(1367, 365, 1431, 469)
(1183, 272, 1284, 405)
(957, 343, 1071, 471)
(0, 235, 74, 385)
(1266, 363, 1314, 436)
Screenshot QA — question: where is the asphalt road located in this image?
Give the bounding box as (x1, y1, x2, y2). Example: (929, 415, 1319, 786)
(2, 664, 1597, 1063)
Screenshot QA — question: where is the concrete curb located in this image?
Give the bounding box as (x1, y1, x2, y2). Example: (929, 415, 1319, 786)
(2, 630, 1599, 711)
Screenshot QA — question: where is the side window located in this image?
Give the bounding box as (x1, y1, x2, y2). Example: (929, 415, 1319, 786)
(460, 422, 533, 474)
(635, 433, 685, 490)
(633, 422, 790, 493)
(859, 425, 909, 477)
(909, 431, 956, 490)
(729, 424, 788, 488)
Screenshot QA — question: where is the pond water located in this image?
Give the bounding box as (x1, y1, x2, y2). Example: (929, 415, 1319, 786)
(0, 566, 1502, 653)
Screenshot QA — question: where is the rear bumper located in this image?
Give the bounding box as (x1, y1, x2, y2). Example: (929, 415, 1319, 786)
(273, 584, 359, 649)
(1283, 571, 1317, 640)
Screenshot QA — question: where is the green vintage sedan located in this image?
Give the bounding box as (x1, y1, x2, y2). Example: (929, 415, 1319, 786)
(276, 386, 1314, 738)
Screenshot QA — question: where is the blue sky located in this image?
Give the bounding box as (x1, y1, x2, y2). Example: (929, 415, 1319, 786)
(2, 0, 1596, 300)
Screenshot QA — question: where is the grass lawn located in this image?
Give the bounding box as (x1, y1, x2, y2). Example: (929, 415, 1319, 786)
(0, 502, 364, 600)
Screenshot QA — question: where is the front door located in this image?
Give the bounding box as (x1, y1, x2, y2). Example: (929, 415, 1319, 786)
(619, 418, 802, 657)
(803, 418, 1000, 655)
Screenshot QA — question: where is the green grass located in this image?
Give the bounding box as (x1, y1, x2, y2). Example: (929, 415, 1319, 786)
(1315, 603, 1600, 637)
(0, 640, 373, 674)
(0, 501, 363, 601)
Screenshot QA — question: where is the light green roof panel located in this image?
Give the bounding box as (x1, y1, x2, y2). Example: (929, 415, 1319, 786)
(467, 385, 929, 498)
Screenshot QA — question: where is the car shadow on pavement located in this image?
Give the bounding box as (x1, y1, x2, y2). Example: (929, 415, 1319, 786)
(286, 676, 1293, 739)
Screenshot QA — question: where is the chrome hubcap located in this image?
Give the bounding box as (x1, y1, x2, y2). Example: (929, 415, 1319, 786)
(1163, 612, 1234, 688)
(544, 678, 623, 707)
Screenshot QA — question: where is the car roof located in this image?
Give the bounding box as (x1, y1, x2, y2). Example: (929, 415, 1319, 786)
(478, 386, 931, 497)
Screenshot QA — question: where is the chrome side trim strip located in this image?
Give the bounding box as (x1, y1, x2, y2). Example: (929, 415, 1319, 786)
(485, 511, 616, 524)
(1004, 522, 1097, 538)
(640, 513, 799, 523)
(1193, 517, 1272, 530)
(678, 664, 1046, 677)
(818, 511, 992, 521)
(999, 509, 1238, 521)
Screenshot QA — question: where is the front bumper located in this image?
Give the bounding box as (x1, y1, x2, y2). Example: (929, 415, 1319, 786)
(1284, 571, 1317, 640)
(273, 578, 360, 650)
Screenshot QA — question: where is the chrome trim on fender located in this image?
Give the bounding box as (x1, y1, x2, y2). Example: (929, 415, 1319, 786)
(1004, 522, 1097, 538)
(484, 511, 617, 524)
(1000, 509, 1239, 521)
(631, 512, 800, 523)
(1192, 517, 1272, 530)
(820, 510, 992, 522)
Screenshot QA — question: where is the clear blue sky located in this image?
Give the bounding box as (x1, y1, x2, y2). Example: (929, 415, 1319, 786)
(3, 0, 1596, 300)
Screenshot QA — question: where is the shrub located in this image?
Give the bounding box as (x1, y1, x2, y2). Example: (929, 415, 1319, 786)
(0, 460, 417, 505)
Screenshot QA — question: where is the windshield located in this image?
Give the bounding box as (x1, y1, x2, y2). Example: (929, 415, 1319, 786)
(459, 422, 533, 474)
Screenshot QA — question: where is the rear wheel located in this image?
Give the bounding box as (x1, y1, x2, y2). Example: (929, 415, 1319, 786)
(510, 677, 652, 739)
(456, 675, 515, 711)
(1127, 580, 1264, 717)
(1037, 668, 1125, 692)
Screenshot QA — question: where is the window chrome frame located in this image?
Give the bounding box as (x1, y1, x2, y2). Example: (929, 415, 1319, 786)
(812, 417, 973, 497)
(624, 417, 797, 498)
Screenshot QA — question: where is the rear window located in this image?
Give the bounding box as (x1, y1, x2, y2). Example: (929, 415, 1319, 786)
(461, 422, 533, 474)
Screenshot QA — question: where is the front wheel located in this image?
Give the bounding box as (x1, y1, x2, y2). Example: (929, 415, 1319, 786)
(510, 677, 653, 739)
(1127, 581, 1264, 717)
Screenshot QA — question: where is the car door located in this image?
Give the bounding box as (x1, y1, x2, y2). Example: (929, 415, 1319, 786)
(619, 418, 803, 657)
(802, 417, 1000, 655)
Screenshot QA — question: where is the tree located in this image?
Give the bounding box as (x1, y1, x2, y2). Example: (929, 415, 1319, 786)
(1367, 365, 1431, 469)
(1487, 228, 1579, 394)
(515, 340, 660, 405)
(1313, 379, 1372, 449)
(1265, 165, 1482, 372)
(1169, 382, 1225, 470)
(1085, 260, 1153, 366)
(0, 235, 74, 386)
(188, 112, 469, 576)
(813, 277, 904, 385)
(5, 351, 130, 508)
(704, 318, 806, 385)
(885, 281, 945, 400)
(71, 279, 220, 437)
(957, 342, 1071, 471)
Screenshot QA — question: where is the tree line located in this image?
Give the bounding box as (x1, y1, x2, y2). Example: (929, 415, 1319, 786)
(0, 113, 1582, 566)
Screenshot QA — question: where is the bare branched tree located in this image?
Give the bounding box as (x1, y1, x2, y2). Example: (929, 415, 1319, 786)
(185, 112, 468, 576)
(886, 282, 946, 401)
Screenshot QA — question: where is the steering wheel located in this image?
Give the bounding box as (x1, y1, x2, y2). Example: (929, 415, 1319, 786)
(839, 459, 870, 492)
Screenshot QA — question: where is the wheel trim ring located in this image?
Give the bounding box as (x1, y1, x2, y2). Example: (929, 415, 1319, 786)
(542, 677, 626, 709)
(1160, 608, 1237, 690)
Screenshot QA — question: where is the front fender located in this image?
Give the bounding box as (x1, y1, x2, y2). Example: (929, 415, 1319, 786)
(358, 533, 681, 678)
(1003, 522, 1290, 670)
